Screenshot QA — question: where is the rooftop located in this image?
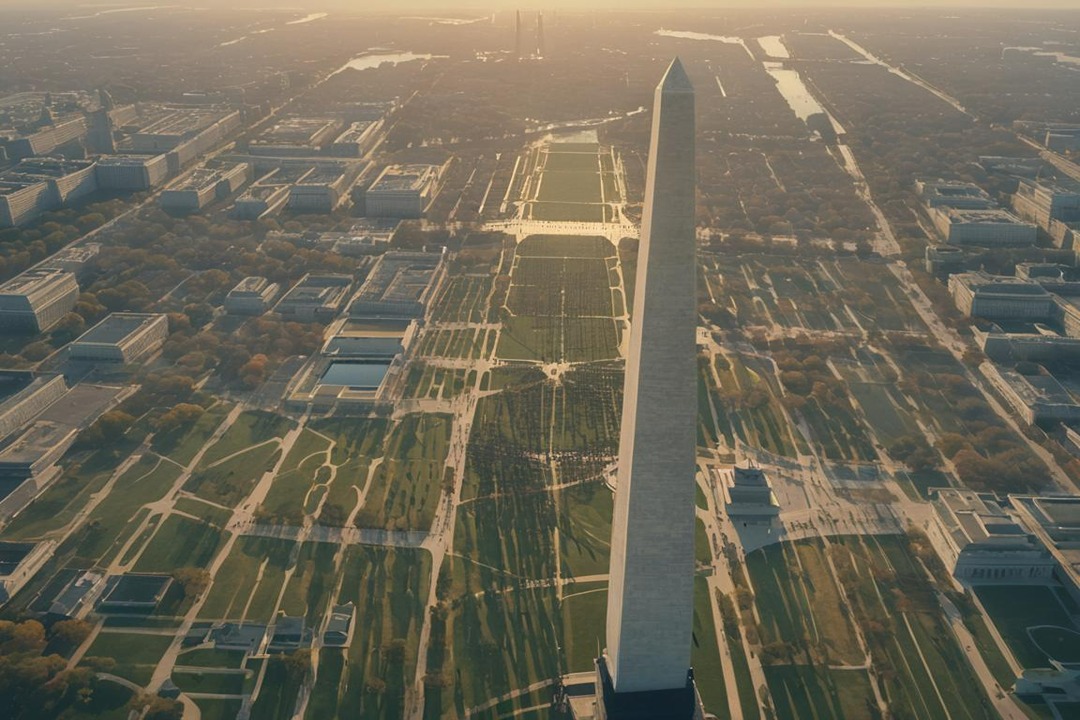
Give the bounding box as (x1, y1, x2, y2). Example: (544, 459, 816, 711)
(369, 164, 440, 193)
(75, 313, 164, 345)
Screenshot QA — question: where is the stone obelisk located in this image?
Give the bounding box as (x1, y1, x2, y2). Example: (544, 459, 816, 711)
(597, 57, 701, 716)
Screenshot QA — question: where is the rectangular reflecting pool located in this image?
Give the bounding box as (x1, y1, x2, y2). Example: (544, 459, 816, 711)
(320, 361, 390, 390)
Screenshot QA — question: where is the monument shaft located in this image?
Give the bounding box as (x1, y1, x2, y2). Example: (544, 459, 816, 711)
(605, 58, 697, 694)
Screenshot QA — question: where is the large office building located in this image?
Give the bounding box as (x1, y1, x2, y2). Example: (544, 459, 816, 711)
(287, 165, 350, 213)
(948, 272, 1057, 321)
(275, 274, 353, 322)
(128, 106, 241, 154)
(1013, 179, 1080, 229)
(0, 375, 67, 442)
(159, 162, 251, 213)
(347, 250, 444, 321)
(590, 59, 705, 720)
(916, 179, 996, 209)
(224, 276, 280, 315)
(981, 364, 1080, 425)
(4, 116, 88, 160)
(330, 121, 379, 157)
(0, 268, 79, 333)
(249, 116, 342, 156)
(364, 164, 441, 218)
(0, 157, 98, 227)
(95, 154, 169, 191)
(69, 313, 169, 363)
(930, 488, 1057, 583)
(932, 206, 1037, 246)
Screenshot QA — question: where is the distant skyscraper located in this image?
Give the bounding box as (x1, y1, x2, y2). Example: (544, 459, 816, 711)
(595, 57, 704, 719)
(536, 11, 545, 58)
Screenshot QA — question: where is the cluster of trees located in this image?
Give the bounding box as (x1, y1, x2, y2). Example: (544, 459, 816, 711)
(0, 199, 130, 284)
(0, 618, 137, 720)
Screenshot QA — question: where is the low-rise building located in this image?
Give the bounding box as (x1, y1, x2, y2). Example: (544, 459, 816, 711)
(40, 242, 101, 279)
(347, 250, 444, 321)
(330, 121, 379, 157)
(275, 274, 353, 322)
(932, 207, 1037, 246)
(916, 179, 996, 209)
(233, 182, 291, 219)
(924, 244, 965, 275)
(981, 363, 1080, 425)
(224, 276, 280, 315)
(0, 540, 55, 602)
(0, 157, 98, 227)
(97, 574, 173, 613)
(323, 602, 355, 646)
(930, 488, 1057, 583)
(69, 313, 169, 364)
(287, 165, 350, 213)
(160, 162, 251, 213)
(948, 272, 1056, 321)
(1013, 178, 1080, 233)
(4, 116, 88, 160)
(95, 154, 169, 191)
(364, 163, 441, 218)
(1010, 494, 1080, 606)
(0, 268, 79, 333)
(249, 116, 342, 156)
(0, 375, 67, 441)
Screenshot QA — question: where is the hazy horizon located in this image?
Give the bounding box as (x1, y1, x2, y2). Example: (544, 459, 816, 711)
(9, 0, 1080, 11)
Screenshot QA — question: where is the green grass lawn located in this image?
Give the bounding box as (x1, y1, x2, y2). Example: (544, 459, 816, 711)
(80, 631, 174, 687)
(306, 648, 346, 719)
(198, 410, 294, 469)
(134, 515, 227, 572)
(561, 584, 606, 673)
(184, 441, 281, 507)
(330, 546, 431, 720)
(279, 541, 339, 622)
(193, 699, 244, 720)
(692, 577, 731, 719)
(152, 401, 233, 466)
(765, 665, 876, 720)
(172, 669, 247, 695)
(558, 482, 612, 579)
(199, 536, 295, 621)
(976, 585, 1078, 668)
(354, 414, 452, 531)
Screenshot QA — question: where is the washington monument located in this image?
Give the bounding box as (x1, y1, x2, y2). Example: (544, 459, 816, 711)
(596, 57, 703, 718)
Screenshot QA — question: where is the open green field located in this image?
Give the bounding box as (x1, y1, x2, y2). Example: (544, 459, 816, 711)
(66, 455, 181, 565)
(747, 538, 863, 665)
(151, 401, 233, 466)
(707, 352, 798, 457)
(134, 515, 227, 573)
(429, 275, 493, 323)
(765, 665, 877, 720)
(354, 413, 452, 531)
(199, 536, 295, 621)
(3, 446, 135, 540)
(257, 427, 331, 524)
(197, 410, 294, 468)
(693, 577, 731, 719)
(193, 698, 244, 720)
(561, 583, 607, 673)
(308, 416, 389, 525)
(280, 541, 339, 622)
(184, 440, 281, 507)
(80, 631, 174, 687)
(975, 584, 1080, 668)
(558, 482, 612, 579)
(306, 546, 430, 720)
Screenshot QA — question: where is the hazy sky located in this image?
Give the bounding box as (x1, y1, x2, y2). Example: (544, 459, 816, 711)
(16, 0, 1080, 9)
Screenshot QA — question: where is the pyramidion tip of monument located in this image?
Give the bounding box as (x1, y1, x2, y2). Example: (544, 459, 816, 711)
(660, 56, 694, 94)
